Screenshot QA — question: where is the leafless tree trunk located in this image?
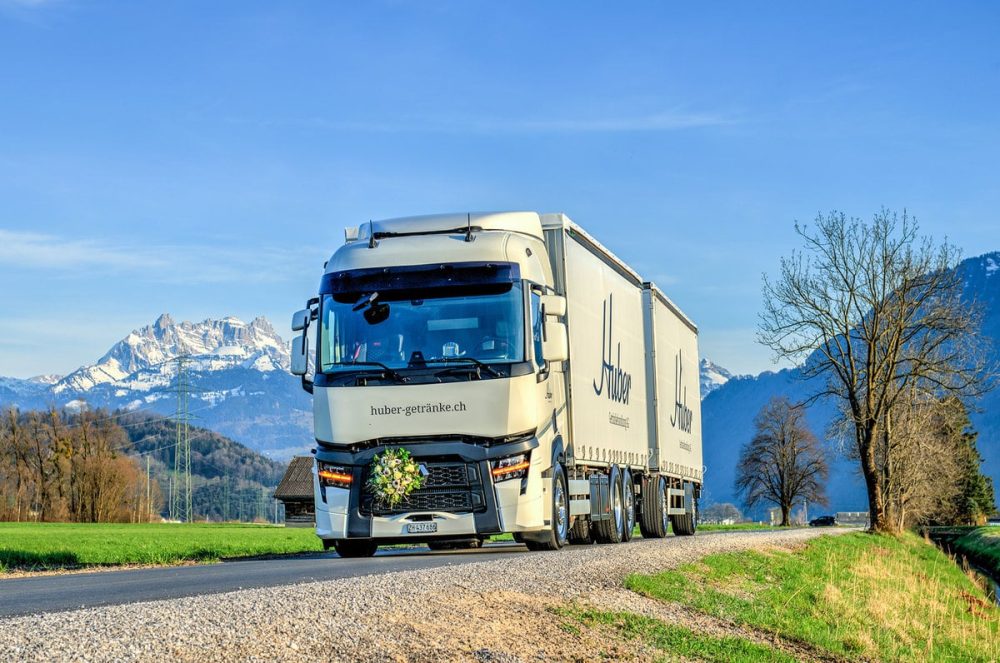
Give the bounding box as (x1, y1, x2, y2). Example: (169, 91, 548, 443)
(759, 210, 990, 533)
(735, 396, 828, 525)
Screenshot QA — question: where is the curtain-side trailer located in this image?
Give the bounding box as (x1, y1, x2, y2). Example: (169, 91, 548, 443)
(543, 215, 703, 542)
(290, 211, 702, 557)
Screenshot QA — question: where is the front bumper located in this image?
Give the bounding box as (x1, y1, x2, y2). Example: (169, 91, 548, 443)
(313, 436, 544, 542)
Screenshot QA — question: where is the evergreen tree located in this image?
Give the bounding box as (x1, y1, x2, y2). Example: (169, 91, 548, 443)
(955, 424, 996, 524)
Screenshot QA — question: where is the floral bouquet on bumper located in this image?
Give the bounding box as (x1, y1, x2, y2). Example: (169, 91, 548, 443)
(367, 448, 427, 508)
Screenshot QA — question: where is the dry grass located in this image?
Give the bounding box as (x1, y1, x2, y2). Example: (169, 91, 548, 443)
(626, 532, 1000, 662)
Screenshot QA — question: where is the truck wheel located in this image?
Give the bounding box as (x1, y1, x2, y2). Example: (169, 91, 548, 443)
(594, 465, 625, 544)
(639, 476, 669, 538)
(671, 514, 696, 536)
(622, 470, 636, 542)
(333, 540, 378, 558)
(671, 499, 697, 536)
(525, 463, 570, 551)
(569, 516, 593, 545)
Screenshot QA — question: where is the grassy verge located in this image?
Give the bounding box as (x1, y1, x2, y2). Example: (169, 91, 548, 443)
(621, 532, 998, 662)
(552, 605, 796, 662)
(952, 527, 1000, 577)
(0, 522, 323, 572)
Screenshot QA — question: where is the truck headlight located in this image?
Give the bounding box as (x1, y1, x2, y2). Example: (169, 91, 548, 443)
(317, 463, 352, 488)
(491, 453, 530, 482)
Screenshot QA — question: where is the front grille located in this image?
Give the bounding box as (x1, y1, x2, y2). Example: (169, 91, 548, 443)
(360, 460, 486, 516)
(424, 463, 473, 488)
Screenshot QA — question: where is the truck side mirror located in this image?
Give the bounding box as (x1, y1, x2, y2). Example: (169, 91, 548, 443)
(540, 295, 566, 317)
(542, 321, 568, 363)
(291, 309, 310, 332)
(291, 334, 310, 376)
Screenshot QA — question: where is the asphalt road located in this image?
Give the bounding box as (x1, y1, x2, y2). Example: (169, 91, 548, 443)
(0, 543, 530, 619)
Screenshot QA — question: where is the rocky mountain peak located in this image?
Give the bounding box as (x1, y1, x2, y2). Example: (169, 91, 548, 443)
(699, 358, 734, 400)
(154, 313, 174, 332)
(53, 314, 290, 395)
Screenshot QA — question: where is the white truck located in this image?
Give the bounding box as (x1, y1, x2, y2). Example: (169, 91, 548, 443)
(290, 212, 702, 557)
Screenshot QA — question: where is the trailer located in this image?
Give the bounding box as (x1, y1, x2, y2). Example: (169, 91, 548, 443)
(290, 211, 702, 556)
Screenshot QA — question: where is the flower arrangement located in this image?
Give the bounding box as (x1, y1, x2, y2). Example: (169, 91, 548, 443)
(367, 448, 426, 508)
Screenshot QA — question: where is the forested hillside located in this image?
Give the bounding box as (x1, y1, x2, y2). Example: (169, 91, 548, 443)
(119, 411, 290, 522)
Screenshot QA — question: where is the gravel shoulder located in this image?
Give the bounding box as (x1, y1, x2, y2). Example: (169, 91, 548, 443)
(0, 528, 849, 662)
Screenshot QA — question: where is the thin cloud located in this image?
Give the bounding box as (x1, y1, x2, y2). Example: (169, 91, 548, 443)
(227, 109, 735, 135)
(484, 111, 735, 133)
(0, 0, 60, 6)
(0, 0, 72, 26)
(0, 229, 311, 284)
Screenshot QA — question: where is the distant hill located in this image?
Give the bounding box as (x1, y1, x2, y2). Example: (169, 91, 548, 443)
(701, 251, 1000, 515)
(118, 411, 290, 522)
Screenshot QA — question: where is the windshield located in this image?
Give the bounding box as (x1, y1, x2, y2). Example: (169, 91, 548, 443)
(320, 282, 526, 372)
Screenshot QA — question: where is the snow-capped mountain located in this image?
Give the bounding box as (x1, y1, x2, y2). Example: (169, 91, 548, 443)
(699, 358, 734, 399)
(0, 374, 60, 401)
(55, 314, 289, 395)
(1, 315, 310, 459)
(28, 374, 63, 385)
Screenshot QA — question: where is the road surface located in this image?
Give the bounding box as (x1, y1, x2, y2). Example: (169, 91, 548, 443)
(0, 543, 530, 618)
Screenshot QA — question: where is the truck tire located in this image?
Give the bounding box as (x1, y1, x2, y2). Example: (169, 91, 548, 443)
(569, 516, 593, 544)
(622, 469, 636, 542)
(333, 540, 379, 558)
(525, 463, 570, 551)
(671, 513, 696, 536)
(671, 498, 697, 536)
(594, 465, 625, 544)
(639, 476, 669, 539)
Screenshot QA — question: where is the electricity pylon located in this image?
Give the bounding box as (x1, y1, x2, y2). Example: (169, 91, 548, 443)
(170, 355, 192, 522)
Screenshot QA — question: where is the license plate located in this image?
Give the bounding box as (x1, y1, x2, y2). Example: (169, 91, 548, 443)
(407, 522, 438, 534)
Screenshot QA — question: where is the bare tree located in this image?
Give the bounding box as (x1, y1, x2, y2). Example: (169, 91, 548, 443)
(700, 502, 743, 524)
(882, 395, 962, 530)
(758, 210, 989, 533)
(0, 408, 160, 523)
(736, 396, 828, 526)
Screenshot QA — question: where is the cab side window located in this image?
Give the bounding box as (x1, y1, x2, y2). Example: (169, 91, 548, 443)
(530, 290, 545, 367)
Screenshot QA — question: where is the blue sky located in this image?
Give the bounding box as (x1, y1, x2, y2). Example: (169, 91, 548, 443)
(1, 1, 998, 378)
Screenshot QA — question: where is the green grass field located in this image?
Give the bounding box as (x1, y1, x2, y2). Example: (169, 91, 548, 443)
(616, 532, 999, 662)
(0, 522, 324, 572)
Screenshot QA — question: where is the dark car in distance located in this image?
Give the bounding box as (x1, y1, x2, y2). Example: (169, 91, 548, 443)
(809, 516, 837, 527)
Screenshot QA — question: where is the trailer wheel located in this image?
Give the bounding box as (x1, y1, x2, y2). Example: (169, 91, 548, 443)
(639, 476, 669, 538)
(525, 463, 570, 551)
(622, 469, 636, 542)
(332, 540, 378, 558)
(671, 499, 697, 536)
(671, 514, 696, 536)
(594, 465, 625, 544)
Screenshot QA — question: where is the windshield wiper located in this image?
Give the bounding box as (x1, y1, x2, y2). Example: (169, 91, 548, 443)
(330, 361, 408, 383)
(424, 356, 501, 378)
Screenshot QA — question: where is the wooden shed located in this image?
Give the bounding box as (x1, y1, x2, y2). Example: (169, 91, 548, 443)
(275, 456, 315, 527)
